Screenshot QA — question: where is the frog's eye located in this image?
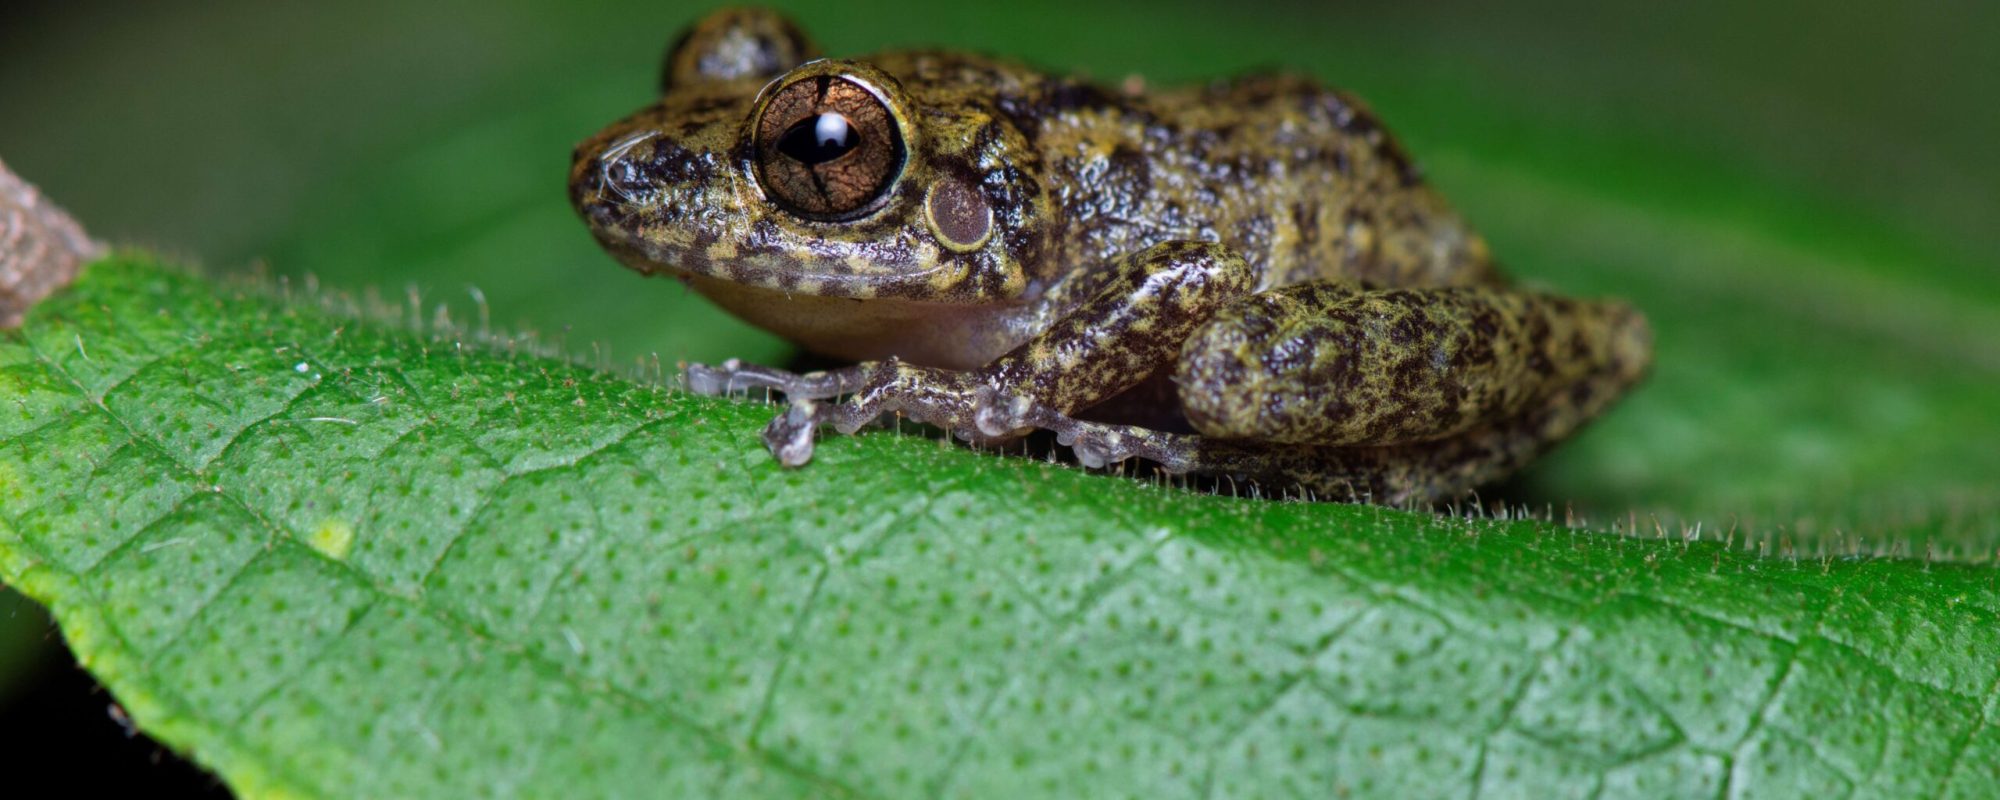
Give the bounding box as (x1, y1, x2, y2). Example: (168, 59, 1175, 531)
(755, 75, 905, 219)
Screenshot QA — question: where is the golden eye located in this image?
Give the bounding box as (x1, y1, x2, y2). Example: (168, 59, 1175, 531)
(755, 75, 904, 219)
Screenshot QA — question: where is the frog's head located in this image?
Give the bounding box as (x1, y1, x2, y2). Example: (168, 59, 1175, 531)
(570, 9, 1053, 309)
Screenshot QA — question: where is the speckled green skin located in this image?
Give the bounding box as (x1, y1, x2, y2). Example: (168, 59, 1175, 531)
(569, 8, 1652, 505)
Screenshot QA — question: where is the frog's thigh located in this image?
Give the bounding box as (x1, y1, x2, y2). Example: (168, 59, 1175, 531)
(1174, 282, 1651, 446)
(1191, 354, 1646, 504)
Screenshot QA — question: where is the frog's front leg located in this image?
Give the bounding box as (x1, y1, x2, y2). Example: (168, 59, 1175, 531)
(684, 241, 1256, 465)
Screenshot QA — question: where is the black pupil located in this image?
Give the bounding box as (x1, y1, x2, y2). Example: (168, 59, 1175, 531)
(777, 113, 860, 165)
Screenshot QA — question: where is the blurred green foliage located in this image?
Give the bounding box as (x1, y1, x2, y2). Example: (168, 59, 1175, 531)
(6, 0, 1997, 356)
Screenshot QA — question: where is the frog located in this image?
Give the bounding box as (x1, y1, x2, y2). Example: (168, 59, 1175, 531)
(569, 7, 1652, 505)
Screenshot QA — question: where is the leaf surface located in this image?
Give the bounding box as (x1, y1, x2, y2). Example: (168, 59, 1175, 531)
(4, 257, 2000, 798)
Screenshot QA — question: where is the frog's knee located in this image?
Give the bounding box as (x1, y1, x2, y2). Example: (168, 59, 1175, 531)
(1173, 289, 1333, 443)
(1601, 299, 1654, 382)
(1124, 240, 1257, 299)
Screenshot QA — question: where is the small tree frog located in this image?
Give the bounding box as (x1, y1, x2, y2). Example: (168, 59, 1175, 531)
(570, 8, 1652, 504)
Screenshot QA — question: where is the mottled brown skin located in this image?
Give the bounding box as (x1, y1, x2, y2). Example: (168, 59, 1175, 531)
(570, 8, 1653, 505)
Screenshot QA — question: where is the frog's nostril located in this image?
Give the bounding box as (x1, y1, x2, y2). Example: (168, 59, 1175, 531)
(589, 131, 665, 205)
(599, 155, 652, 204)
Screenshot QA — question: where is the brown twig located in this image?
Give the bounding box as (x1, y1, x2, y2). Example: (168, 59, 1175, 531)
(1, 156, 104, 328)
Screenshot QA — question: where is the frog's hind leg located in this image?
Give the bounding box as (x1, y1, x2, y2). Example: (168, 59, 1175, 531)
(1176, 281, 1650, 448)
(1047, 281, 1652, 503)
(1036, 355, 1645, 505)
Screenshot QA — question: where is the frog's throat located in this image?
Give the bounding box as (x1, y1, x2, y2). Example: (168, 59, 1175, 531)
(680, 271, 1033, 370)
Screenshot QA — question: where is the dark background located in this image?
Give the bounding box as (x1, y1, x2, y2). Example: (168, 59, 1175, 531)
(4, 0, 1996, 792)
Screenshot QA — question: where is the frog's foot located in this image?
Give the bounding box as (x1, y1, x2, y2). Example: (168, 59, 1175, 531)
(985, 399, 1201, 472)
(747, 358, 1020, 466)
(1058, 421, 1200, 472)
(694, 357, 1212, 473)
(683, 359, 870, 401)
(985, 399, 1390, 502)
(995, 404, 1384, 500)
(728, 360, 1208, 471)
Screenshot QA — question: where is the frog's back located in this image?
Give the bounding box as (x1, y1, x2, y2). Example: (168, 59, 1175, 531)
(878, 51, 1498, 291)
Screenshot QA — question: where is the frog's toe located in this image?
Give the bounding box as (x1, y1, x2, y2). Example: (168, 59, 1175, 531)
(970, 386, 1036, 438)
(688, 359, 880, 401)
(685, 358, 770, 396)
(1070, 434, 1118, 469)
(1073, 428, 1156, 470)
(1047, 420, 1130, 469)
(761, 400, 821, 466)
(1053, 419, 1201, 474)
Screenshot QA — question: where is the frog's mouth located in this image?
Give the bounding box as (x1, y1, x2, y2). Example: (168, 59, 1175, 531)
(585, 218, 980, 302)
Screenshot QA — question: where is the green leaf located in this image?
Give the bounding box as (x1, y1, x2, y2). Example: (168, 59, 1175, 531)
(5, 256, 2000, 797)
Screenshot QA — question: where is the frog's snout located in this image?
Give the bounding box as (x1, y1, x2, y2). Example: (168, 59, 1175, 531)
(572, 129, 740, 240)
